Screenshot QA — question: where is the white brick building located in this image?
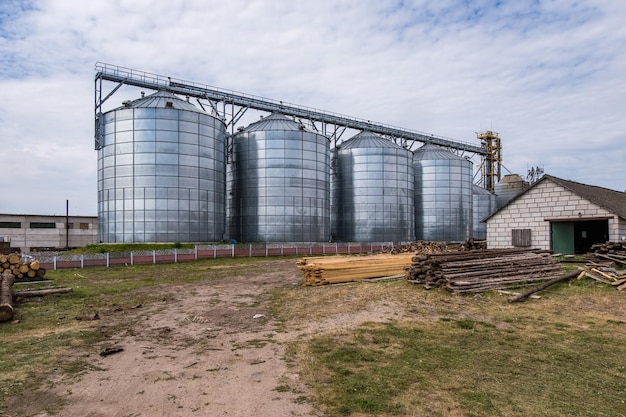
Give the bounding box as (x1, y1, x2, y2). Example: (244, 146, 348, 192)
(484, 175, 626, 254)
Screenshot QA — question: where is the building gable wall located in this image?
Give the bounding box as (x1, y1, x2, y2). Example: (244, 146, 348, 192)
(486, 179, 615, 250)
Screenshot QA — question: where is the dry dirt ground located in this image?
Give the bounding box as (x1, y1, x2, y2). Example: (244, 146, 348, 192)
(16, 259, 407, 417)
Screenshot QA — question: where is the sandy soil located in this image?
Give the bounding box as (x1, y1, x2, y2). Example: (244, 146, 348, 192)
(18, 260, 319, 417)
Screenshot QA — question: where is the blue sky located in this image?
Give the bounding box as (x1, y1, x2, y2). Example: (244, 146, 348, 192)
(1, 0, 625, 215)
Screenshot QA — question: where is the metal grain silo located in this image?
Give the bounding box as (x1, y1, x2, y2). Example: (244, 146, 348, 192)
(494, 174, 528, 209)
(229, 113, 330, 242)
(472, 184, 496, 240)
(332, 132, 414, 242)
(413, 143, 473, 242)
(97, 90, 227, 243)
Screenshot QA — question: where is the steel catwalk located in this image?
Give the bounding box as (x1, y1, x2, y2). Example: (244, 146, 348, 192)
(97, 90, 227, 243)
(472, 184, 497, 240)
(332, 132, 414, 242)
(413, 144, 473, 242)
(229, 113, 330, 242)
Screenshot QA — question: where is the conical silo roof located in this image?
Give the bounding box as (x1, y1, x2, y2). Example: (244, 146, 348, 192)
(413, 143, 466, 161)
(338, 131, 403, 150)
(116, 90, 205, 113)
(242, 112, 309, 132)
(472, 184, 493, 195)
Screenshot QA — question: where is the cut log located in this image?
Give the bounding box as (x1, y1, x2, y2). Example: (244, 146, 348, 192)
(0, 272, 16, 322)
(13, 287, 73, 298)
(29, 260, 41, 271)
(507, 270, 581, 303)
(8, 254, 20, 265)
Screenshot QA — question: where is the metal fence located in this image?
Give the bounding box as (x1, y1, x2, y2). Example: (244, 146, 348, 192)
(37, 242, 399, 270)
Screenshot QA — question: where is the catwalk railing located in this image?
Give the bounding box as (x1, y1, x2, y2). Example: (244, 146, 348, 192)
(36, 242, 399, 270)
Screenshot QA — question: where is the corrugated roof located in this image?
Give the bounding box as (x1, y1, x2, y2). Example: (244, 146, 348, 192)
(413, 143, 466, 161)
(242, 112, 308, 132)
(485, 175, 626, 221)
(116, 90, 205, 113)
(338, 131, 403, 150)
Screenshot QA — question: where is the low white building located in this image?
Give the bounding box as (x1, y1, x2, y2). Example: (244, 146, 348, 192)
(484, 175, 626, 255)
(0, 214, 98, 253)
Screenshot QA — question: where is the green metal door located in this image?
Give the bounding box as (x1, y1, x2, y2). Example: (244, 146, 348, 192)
(551, 222, 575, 255)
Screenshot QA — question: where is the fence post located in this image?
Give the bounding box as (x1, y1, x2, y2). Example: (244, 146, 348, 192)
(249, 244, 252, 257)
(214, 245, 216, 259)
(174, 248, 178, 263)
(53, 256, 57, 271)
(81, 254, 84, 269)
(265, 244, 268, 257)
(348, 243, 351, 254)
(231, 244, 234, 258)
(130, 251, 134, 266)
(106, 252, 109, 268)
(152, 250, 156, 264)
(309, 245, 312, 255)
(195, 245, 198, 260)
(323, 243, 326, 255)
(281, 245, 283, 256)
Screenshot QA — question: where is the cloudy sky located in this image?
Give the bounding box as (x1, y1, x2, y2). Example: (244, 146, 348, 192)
(1, 0, 625, 216)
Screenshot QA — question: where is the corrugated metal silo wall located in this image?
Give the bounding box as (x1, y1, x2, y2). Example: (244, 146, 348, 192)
(472, 185, 496, 240)
(332, 146, 415, 242)
(229, 129, 331, 242)
(413, 156, 473, 242)
(97, 106, 227, 243)
(494, 180, 526, 209)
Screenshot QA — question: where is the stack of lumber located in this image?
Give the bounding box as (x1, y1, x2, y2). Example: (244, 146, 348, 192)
(0, 253, 46, 280)
(298, 253, 415, 286)
(406, 249, 565, 293)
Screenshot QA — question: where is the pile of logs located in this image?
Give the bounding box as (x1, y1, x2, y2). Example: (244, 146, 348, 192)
(298, 253, 415, 286)
(0, 253, 46, 280)
(406, 249, 566, 293)
(380, 241, 455, 255)
(588, 242, 626, 266)
(590, 241, 626, 254)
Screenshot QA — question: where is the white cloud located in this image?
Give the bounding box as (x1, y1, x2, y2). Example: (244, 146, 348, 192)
(0, 0, 625, 216)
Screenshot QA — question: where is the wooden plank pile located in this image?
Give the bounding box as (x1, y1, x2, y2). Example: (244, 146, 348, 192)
(406, 248, 564, 293)
(582, 266, 626, 290)
(581, 242, 626, 289)
(0, 253, 46, 280)
(297, 253, 415, 286)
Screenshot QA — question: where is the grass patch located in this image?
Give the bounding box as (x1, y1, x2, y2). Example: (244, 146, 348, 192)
(66, 242, 197, 254)
(292, 319, 626, 416)
(274, 275, 626, 417)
